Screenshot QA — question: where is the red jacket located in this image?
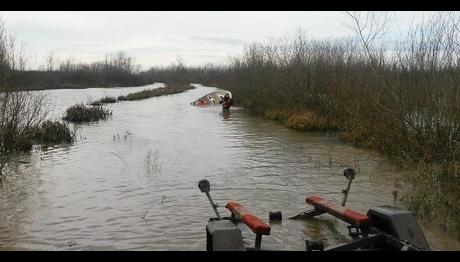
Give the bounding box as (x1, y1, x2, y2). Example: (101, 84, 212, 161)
(220, 97, 234, 109)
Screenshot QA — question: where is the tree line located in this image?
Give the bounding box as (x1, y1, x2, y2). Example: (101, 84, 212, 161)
(12, 51, 150, 90)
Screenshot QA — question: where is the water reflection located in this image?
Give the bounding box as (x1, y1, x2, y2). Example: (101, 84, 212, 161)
(221, 109, 231, 120)
(0, 151, 50, 250)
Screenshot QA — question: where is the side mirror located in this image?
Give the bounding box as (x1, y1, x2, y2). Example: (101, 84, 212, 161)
(198, 179, 211, 193)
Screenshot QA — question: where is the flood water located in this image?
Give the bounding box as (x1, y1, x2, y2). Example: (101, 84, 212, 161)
(0, 83, 459, 250)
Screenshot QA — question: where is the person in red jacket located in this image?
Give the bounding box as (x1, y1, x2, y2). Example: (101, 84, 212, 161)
(219, 93, 234, 110)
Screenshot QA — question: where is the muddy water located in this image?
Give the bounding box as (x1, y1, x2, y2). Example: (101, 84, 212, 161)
(0, 83, 459, 250)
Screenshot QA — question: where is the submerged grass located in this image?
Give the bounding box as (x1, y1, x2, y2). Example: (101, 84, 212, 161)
(90, 96, 117, 106)
(63, 103, 112, 122)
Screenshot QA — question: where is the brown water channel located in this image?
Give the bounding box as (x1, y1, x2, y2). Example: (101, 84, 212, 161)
(0, 83, 459, 250)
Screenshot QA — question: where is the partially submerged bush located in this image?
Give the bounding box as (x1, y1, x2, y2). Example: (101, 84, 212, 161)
(0, 123, 35, 153)
(0, 89, 49, 174)
(33, 120, 75, 145)
(63, 103, 112, 122)
(0, 119, 75, 175)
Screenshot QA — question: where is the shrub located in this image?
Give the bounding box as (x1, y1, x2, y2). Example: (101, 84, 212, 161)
(63, 104, 112, 122)
(33, 120, 75, 145)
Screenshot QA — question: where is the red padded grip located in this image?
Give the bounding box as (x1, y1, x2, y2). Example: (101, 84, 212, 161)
(305, 195, 371, 226)
(226, 201, 271, 235)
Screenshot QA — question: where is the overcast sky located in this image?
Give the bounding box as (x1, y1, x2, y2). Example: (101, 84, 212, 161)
(0, 11, 441, 70)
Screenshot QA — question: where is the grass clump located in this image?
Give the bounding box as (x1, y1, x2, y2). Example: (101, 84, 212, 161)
(63, 103, 112, 122)
(99, 96, 117, 104)
(90, 96, 117, 106)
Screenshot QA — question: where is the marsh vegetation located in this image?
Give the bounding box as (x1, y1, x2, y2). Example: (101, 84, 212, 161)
(117, 83, 195, 101)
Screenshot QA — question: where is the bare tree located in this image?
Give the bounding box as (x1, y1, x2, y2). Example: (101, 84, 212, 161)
(0, 17, 49, 177)
(45, 50, 56, 72)
(174, 55, 185, 72)
(344, 11, 391, 63)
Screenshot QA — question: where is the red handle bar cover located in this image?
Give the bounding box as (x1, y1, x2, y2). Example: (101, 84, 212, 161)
(305, 195, 371, 227)
(226, 201, 271, 235)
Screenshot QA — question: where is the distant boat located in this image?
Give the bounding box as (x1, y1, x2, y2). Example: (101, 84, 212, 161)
(191, 90, 232, 106)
